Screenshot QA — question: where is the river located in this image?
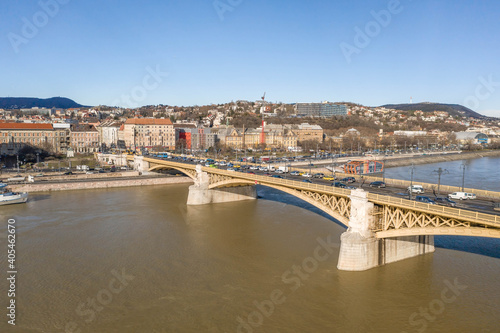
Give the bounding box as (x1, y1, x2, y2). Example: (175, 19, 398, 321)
(0, 184, 499, 333)
(385, 155, 500, 192)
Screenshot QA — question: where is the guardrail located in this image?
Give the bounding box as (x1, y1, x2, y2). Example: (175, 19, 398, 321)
(367, 193, 500, 226)
(144, 157, 500, 225)
(307, 170, 500, 200)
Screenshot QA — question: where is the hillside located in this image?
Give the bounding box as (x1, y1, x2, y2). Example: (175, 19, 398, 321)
(0, 97, 85, 109)
(380, 103, 484, 119)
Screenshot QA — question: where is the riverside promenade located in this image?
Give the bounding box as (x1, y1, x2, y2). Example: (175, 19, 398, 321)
(4, 172, 193, 193)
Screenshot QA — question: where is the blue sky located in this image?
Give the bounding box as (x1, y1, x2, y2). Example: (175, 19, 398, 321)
(1, 0, 500, 117)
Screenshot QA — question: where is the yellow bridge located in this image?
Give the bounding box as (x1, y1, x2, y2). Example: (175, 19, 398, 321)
(130, 156, 500, 240)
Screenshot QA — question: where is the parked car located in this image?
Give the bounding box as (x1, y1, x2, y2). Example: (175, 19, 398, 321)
(341, 177, 356, 183)
(332, 182, 347, 188)
(369, 181, 386, 188)
(408, 185, 425, 194)
(448, 192, 468, 200)
(434, 197, 457, 207)
(415, 196, 436, 204)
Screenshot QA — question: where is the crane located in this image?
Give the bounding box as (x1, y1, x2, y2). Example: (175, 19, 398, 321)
(260, 92, 266, 145)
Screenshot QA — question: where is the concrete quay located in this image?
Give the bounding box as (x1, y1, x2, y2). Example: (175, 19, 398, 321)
(9, 175, 193, 193)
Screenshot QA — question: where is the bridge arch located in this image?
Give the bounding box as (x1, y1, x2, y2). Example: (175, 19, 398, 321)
(148, 164, 196, 180)
(254, 183, 350, 227)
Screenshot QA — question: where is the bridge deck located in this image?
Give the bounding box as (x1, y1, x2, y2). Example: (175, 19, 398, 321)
(130, 156, 500, 238)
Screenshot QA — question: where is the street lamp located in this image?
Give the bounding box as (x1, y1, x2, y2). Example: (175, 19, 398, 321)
(409, 163, 415, 200)
(460, 163, 466, 191)
(432, 167, 449, 196)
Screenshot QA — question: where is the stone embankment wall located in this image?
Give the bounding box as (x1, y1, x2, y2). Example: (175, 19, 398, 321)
(383, 150, 500, 168)
(10, 176, 193, 193)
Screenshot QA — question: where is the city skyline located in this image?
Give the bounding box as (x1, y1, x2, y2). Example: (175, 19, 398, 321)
(2, 0, 500, 117)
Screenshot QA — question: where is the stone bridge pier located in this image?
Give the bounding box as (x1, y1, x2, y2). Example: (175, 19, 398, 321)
(337, 189, 435, 271)
(133, 156, 151, 174)
(187, 165, 257, 205)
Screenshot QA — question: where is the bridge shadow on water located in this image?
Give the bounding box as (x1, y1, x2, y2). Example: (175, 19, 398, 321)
(256, 185, 500, 260)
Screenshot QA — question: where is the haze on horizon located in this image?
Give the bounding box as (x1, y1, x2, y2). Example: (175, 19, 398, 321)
(1, 0, 500, 117)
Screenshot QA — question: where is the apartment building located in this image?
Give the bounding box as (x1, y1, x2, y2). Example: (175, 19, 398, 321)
(123, 118, 175, 150)
(0, 123, 68, 155)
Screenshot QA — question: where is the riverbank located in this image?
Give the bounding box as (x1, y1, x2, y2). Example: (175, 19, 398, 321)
(383, 150, 500, 168)
(9, 175, 193, 193)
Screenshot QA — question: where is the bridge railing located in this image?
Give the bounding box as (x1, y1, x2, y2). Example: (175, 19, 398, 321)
(144, 158, 500, 226)
(367, 193, 500, 226)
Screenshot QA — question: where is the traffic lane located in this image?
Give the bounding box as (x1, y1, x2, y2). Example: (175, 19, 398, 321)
(249, 171, 500, 215)
(154, 159, 500, 215)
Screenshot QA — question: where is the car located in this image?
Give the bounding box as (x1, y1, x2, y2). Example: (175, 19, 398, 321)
(272, 175, 283, 179)
(227, 168, 235, 171)
(247, 171, 255, 174)
(341, 177, 356, 183)
(219, 161, 227, 166)
(120, 166, 128, 170)
(275, 169, 284, 174)
(290, 171, 300, 176)
(465, 193, 476, 200)
(332, 182, 347, 188)
(434, 197, 457, 207)
(302, 173, 313, 178)
(415, 196, 436, 204)
(369, 181, 386, 188)
(249, 165, 259, 170)
(313, 173, 325, 178)
(85, 171, 95, 174)
(448, 192, 468, 200)
(302, 179, 312, 183)
(63, 171, 73, 175)
(345, 185, 357, 190)
(323, 176, 336, 181)
(98, 170, 106, 173)
(408, 185, 424, 194)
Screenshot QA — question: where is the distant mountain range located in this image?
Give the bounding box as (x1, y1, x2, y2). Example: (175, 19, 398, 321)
(0, 97, 488, 120)
(380, 102, 485, 119)
(0, 97, 85, 109)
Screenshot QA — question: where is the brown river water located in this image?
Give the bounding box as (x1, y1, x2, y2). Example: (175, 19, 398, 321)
(0, 184, 499, 333)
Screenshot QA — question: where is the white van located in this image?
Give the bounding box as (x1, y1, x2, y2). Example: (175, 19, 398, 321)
(465, 193, 476, 200)
(448, 192, 467, 200)
(408, 185, 424, 194)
